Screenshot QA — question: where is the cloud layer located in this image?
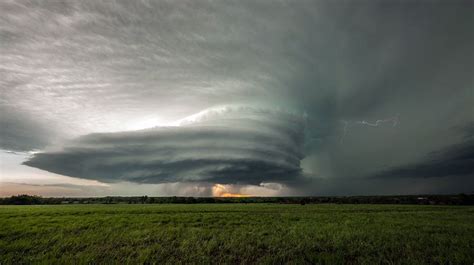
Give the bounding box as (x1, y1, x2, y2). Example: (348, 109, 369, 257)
(373, 126, 474, 179)
(1, 1, 473, 195)
(24, 106, 306, 185)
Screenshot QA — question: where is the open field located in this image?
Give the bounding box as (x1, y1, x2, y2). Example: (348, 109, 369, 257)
(1, 204, 473, 264)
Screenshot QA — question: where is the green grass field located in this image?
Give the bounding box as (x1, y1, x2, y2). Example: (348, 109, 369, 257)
(1, 204, 473, 264)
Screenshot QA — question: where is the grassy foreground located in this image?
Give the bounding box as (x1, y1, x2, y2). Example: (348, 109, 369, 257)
(0, 204, 473, 264)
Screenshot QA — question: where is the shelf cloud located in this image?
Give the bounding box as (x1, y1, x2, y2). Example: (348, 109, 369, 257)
(24, 106, 306, 185)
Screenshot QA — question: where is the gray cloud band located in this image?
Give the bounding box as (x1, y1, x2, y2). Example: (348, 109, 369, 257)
(24, 107, 306, 185)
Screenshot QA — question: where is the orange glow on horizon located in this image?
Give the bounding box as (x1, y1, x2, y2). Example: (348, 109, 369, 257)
(212, 184, 250, 197)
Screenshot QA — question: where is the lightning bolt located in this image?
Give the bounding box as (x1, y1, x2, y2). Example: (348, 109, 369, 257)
(340, 114, 399, 143)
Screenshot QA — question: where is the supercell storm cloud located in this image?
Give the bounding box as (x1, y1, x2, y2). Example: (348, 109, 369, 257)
(24, 106, 306, 185)
(1, 0, 473, 196)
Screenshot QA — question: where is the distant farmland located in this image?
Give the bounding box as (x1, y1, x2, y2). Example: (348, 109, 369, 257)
(1, 204, 473, 264)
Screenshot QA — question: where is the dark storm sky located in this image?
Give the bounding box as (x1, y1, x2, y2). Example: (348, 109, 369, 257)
(1, 0, 473, 196)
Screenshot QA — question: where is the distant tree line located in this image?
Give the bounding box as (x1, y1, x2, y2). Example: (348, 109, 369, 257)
(1, 194, 473, 205)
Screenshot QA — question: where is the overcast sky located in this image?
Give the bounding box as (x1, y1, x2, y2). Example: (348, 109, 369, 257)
(1, 0, 473, 197)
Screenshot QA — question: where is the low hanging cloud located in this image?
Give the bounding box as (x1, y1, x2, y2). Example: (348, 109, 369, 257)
(24, 106, 306, 185)
(372, 126, 474, 179)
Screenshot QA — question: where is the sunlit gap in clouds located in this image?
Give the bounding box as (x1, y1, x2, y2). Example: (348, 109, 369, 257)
(125, 105, 234, 131)
(212, 184, 249, 197)
(126, 104, 304, 130)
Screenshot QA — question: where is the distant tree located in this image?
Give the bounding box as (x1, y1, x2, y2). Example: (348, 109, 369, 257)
(7, 194, 43, 205)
